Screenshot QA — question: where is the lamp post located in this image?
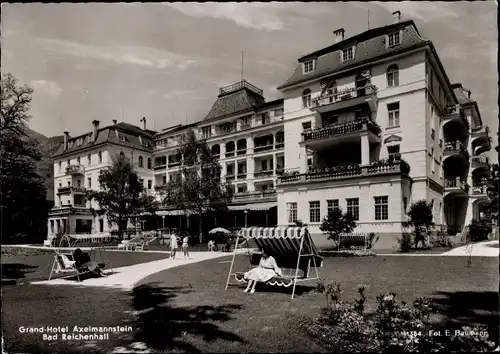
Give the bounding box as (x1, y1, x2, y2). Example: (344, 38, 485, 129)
(244, 209, 248, 228)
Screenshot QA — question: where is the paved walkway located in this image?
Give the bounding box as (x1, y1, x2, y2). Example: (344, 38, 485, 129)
(31, 250, 248, 290)
(441, 240, 499, 257)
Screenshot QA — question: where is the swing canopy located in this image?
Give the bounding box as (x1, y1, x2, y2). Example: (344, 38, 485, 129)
(225, 227, 323, 299)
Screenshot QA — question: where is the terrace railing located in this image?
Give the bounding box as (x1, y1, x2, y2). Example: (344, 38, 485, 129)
(302, 118, 381, 142)
(312, 84, 377, 108)
(444, 177, 470, 193)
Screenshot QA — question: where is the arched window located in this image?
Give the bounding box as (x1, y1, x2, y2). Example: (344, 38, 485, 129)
(326, 81, 337, 102)
(138, 156, 144, 168)
(387, 64, 399, 87)
(211, 144, 220, 158)
(147, 158, 152, 169)
(302, 89, 312, 108)
(225, 141, 235, 157)
(98, 151, 103, 163)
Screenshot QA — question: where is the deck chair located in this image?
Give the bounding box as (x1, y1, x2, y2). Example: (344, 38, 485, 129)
(117, 240, 130, 250)
(134, 242, 145, 251)
(225, 226, 323, 299)
(48, 254, 91, 282)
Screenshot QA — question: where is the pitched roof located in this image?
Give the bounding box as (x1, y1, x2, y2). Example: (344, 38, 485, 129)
(451, 84, 474, 105)
(203, 87, 266, 122)
(52, 122, 155, 158)
(277, 21, 428, 90)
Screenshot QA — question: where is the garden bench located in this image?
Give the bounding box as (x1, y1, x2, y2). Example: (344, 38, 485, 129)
(338, 233, 368, 251)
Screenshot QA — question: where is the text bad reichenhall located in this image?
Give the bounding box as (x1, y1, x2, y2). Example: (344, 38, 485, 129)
(19, 326, 133, 334)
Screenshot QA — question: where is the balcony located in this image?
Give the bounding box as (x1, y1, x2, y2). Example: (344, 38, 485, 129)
(66, 165, 84, 175)
(471, 125, 491, 154)
(254, 143, 274, 153)
(219, 79, 263, 96)
(275, 141, 284, 150)
(311, 85, 378, 114)
(444, 177, 470, 195)
(154, 185, 167, 191)
(237, 173, 247, 179)
(301, 118, 381, 146)
(256, 115, 284, 127)
(225, 150, 235, 158)
(443, 105, 469, 130)
(471, 185, 488, 197)
(154, 164, 167, 171)
(277, 161, 405, 185)
(226, 175, 236, 181)
(57, 186, 86, 195)
(232, 190, 277, 202)
(471, 155, 490, 169)
(168, 161, 182, 168)
(443, 140, 468, 160)
(240, 123, 252, 131)
(254, 170, 274, 179)
(236, 149, 247, 156)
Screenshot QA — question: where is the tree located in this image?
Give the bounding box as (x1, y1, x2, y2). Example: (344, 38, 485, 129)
(319, 208, 357, 246)
(402, 200, 434, 249)
(1, 73, 49, 244)
(86, 153, 157, 239)
(468, 219, 492, 242)
(161, 129, 233, 243)
(483, 163, 498, 225)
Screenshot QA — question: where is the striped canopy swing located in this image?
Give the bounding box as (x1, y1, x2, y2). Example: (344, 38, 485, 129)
(225, 227, 323, 299)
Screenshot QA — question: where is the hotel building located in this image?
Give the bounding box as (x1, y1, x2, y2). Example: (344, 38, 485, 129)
(46, 12, 493, 249)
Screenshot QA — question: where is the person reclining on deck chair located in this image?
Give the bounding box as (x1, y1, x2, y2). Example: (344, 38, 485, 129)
(243, 248, 282, 294)
(73, 248, 106, 278)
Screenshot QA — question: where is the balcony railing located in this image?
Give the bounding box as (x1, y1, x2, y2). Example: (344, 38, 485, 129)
(240, 123, 251, 131)
(168, 161, 182, 167)
(232, 190, 277, 201)
(154, 164, 167, 171)
(275, 141, 285, 149)
(471, 185, 488, 195)
(57, 186, 86, 194)
(226, 175, 235, 181)
(278, 161, 404, 185)
(66, 165, 84, 175)
(237, 173, 247, 179)
(471, 155, 490, 166)
(444, 140, 468, 157)
(236, 149, 247, 156)
(444, 177, 470, 193)
(219, 79, 263, 96)
(312, 85, 377, 108)
(472, 125, 490, 135)
(302, 118, 381, 142)
(225, 150, 235, 158)
(254, 170, 274, 179)
(254, 143, 274, 153)
(445, 104, 469, 128)
(216, 125, 237, 135)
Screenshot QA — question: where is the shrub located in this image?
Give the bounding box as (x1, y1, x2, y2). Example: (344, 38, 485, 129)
(403, 200, 434, 249)
(367, 232, 379, 249)
(430, 231, 453, 248)
(320, 208, 356, 245)
(304, 284, 497, 352)
(468, 220, 493, 242)
(397, 233, 413, 252)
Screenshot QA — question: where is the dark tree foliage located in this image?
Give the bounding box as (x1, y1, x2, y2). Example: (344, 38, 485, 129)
(1, 73, 49, 244)
(402, 200, 434, 248)
(320, 208, 357, 244)
(86, 153, 158, 239)
(161, 129, 233, 243)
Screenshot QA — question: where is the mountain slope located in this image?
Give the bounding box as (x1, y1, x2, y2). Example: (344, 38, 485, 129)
(24, 128, 64, 201)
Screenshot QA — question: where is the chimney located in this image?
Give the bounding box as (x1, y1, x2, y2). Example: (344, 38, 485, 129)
(140, 117, 147, 130)
(392, 11, 401, 24)
(64, 131, 69, 150)
(333, 28, 345, 43)
(112, 119, 117, 125)
(92, 120, 100, 143)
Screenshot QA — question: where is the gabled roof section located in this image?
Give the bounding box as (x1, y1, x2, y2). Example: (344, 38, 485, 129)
(52, 122, 154, 158)
(384, 134, 402, 144)
(203, 80, 266, 122)
(277, 20, 428, 90)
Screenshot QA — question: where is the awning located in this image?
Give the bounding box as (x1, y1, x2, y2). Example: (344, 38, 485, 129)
(228, 202, 276, 211)
(156, 210, 186, 216)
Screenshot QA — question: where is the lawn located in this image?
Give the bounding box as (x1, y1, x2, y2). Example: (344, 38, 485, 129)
(2, 253, 499, 353)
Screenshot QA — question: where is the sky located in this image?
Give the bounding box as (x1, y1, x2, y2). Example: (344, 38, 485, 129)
(2, 2, 498, 151)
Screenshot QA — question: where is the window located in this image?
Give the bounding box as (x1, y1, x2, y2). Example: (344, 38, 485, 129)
(237, 184, 247, 194)
(147, 158, 152, 169)
(387, 65, 399, 87)
(139, 178, 144, 186)
(309, 201, 321, 223)
(261, 112, 270, 125)
(98, 151, 102, 163)
(77, 180, 81, 187)
(67, 159, 70, 166)
(307, 157, 313, 170)
(99, 219, 104, 233)
(120, 151, 125, 157)
(287, 202, 298, 223)
(201, 126, 212, 138)
(87, 177, 92, 188)
(77, 157, 80, 165)
(374, 196, 388, 221)
(273, 108, 284, 117)
(87, 154, 91, 165)
(327, 199, 339, 215)
(302, 121, 312, 131)
(388, 102, 400, 127)
(388, 32, 400, 47)
(118, 132, 126, 141)
(162, 175, 167, 185)
(148, 180, 152, 190)
(227, 164, 234, 176)
(50, 220, 54, 233)
(138, 156, 144, 168)
(304, 60, 315, 74)
(342, 47, 354, 61)
(346, 198, 359, 221)
(302, 89, 312, 108)
(388, 145, 400, 160)
(58, 161, 62, 172)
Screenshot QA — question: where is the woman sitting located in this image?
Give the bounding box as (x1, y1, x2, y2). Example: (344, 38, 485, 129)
(73, 248, 106, 278)
(243, 248, 282, 294)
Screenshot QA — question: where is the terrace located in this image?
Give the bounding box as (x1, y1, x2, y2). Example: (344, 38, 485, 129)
(311, 84, 378, 114)
(301, 118, 381, 144)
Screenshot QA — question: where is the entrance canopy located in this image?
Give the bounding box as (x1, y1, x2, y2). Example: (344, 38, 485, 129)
(228, 202, 276, 211)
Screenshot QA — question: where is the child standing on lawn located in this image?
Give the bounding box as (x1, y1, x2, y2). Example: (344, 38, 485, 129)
(182, 235, 190, 259)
